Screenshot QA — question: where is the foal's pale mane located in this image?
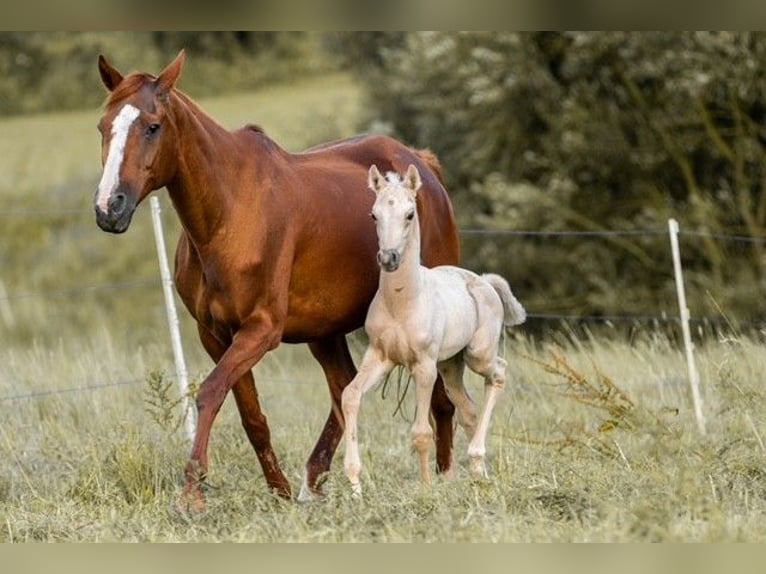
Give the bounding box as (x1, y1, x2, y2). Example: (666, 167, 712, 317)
(384, 171, 404, 185)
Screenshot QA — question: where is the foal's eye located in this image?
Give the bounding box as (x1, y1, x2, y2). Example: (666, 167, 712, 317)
(370, 212, 377, 221)
(405, 211, 415, 221)
(145, 123, 161, 137)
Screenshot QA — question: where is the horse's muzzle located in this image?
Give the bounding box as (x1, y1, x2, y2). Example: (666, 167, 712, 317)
(377, 249, 401, 272)
(94, 189, 137, 234)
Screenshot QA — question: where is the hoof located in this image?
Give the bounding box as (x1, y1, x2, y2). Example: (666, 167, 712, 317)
(297, 476, 324, 503)
(441, 465, 458, 480)
(173, 486, 207, 518)
(468, 456, 489, 479)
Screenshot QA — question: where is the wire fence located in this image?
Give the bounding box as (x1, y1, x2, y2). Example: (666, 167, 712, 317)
(3, 227, 759, 323)
(2, 211, 764, 309)
(2, 205, 765, 407)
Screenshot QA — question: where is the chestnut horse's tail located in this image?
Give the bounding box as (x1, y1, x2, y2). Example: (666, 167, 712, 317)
(415, 148, 445, 185)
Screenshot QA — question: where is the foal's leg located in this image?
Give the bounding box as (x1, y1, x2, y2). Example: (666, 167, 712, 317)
(465, 352, 508, 478)
(438, 355, 478, 441)
(192, 327, 290, 503)
(410, 361, 439, 484)
(298, 334, 358, 501)
(340, 348, 394, 496)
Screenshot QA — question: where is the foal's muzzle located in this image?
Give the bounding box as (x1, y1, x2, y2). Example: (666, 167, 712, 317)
(94, 187, 138, 234)
(377, 249, 401, 272)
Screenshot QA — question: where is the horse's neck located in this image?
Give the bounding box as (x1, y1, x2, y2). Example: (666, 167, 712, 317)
(379, 221, 424, 312)
(165, 94, 254, 245)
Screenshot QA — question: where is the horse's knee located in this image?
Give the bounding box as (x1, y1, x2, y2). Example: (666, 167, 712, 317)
(411, 426, 434, 453)
(195, 380, 226, 414)
(489, 357, 507, 390)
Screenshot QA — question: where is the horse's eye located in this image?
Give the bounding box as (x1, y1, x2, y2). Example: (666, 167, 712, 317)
(146, 123, 161, 137)
(370, 212, 377, 221)
(405, 211, 415, 221)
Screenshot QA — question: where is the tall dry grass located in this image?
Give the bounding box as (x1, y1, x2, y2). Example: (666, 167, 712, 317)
(2, 325, 766, 541)
(1, 71, 765, 541)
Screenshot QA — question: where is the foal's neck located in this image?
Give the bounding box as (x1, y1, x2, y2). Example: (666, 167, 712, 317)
(379, 216, 423, 311)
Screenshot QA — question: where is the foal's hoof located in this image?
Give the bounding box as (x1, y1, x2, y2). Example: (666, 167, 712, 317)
(468, 457, 489, 480)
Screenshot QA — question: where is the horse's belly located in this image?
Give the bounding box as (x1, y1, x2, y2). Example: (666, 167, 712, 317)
(282, 259, 379, 341)
(281, 289, 373, 342)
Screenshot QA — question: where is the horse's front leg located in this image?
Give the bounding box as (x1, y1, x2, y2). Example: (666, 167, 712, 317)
(178, 318, 281, 513)
(296, 335, 358, 501)
(411, 361, 439, 485)
(340, 348, 393, 496)
(197, 326, 291, 500)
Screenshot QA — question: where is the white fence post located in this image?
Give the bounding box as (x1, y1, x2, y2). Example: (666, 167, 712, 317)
(150, 196, 196, 443)
(668, 218, 706, 435)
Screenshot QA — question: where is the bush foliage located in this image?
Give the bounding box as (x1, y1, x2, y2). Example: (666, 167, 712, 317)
(340, 32, 766, 326)
(2, 31, 764, 326)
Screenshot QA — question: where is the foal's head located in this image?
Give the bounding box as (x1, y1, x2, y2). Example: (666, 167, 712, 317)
(368, 164, 422, 273)
(94, 51, 186, 233)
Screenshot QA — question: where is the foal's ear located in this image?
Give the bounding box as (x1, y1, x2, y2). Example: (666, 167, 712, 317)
(98, 54, 124, 92)
(156, 49, 186, 97)
(404, 164, 422, 194)
(368, 164, 384, 193)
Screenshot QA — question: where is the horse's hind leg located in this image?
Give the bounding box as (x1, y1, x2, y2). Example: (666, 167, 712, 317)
(299, 334, 358, 501)
(437, 355, 477, 443)
(431, 375, 456, 476)
(465, 352, 507, 478)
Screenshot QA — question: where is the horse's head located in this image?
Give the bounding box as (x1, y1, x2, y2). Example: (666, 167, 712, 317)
(94, 51, 186, 233)
(368, 164, 422, 272)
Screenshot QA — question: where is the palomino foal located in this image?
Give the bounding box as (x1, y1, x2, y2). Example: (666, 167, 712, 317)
(341, 164, 526, 495)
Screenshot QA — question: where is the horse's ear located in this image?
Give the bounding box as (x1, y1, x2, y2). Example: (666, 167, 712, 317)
(98, 54, 123, 92)
(368, 165, 384, 193)
(404, 164, 422, 194)
(156, 49, 186, 97)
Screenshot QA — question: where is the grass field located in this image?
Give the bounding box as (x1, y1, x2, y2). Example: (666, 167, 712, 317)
(1, 72, 765, 542)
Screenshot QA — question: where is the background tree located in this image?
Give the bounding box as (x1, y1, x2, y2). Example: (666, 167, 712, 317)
(2, 31, 764, 331)
(340, 31, 766, 328)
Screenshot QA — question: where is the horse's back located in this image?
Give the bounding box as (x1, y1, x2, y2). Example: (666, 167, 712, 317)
(299, 134, 460, 268)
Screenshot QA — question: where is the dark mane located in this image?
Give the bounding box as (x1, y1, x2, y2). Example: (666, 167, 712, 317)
(244, 123, 265, 134)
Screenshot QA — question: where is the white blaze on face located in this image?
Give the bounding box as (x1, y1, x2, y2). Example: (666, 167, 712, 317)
(96, 104, 140, 213)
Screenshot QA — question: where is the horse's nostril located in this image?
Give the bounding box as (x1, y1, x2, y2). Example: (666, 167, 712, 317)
(109, 192, 126, 215)
(377, 249, 400, 271)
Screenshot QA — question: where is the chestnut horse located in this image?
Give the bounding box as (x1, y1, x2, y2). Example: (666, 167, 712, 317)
(93, 50, 460, 511)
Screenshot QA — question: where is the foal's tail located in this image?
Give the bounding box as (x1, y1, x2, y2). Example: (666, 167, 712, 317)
(481, 273, 527, 327)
